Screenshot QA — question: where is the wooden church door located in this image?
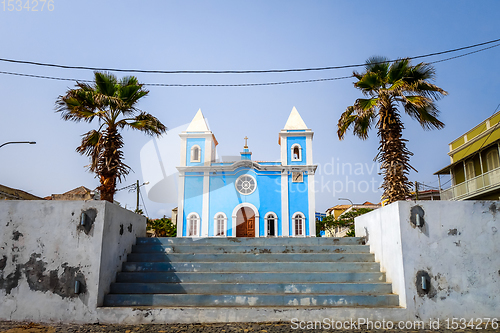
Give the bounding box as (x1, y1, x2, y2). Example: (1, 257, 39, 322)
(236, 208, 255, 237)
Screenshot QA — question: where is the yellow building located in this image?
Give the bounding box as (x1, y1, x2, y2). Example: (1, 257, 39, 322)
(435, 110, 500, 200)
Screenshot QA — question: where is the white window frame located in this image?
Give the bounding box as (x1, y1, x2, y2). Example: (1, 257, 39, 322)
(186, 212, 200, 237)
(214, 212, 227, 237)
(486, 150, 500, 171)
(292, 212, 305, 237)
(465, 160, 475, 180)
(264, 212, 278, 237)
(190, 145, 201, 163)
(291, 144, 302, 161)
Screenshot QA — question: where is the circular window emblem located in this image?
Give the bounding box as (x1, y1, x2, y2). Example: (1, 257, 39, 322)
(235, 175, 256, 195)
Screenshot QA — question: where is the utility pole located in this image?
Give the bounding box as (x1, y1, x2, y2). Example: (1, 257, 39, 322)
(136, 180, 140, 212)
(415, 181, 419, 200)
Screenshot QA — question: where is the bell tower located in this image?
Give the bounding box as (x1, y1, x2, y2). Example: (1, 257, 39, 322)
(278, 107, 313, 166)
(179, 109, 218, 167)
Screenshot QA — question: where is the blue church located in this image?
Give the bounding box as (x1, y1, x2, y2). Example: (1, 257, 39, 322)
(176, 107, 317, 237)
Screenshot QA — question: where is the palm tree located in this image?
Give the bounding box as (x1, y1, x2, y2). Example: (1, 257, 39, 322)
(338, 57, 447, 204)
(56, 72, 166, 202)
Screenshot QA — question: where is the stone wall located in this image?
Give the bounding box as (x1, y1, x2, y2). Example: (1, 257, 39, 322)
(356, 200, 500, 320)
(0, 200, 146, 323)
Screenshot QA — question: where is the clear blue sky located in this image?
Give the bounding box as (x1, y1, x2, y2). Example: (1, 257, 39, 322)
(1, 1, 500, 217)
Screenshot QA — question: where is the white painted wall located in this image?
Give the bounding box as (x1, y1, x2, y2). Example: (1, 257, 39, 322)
(356, 200, 500, 320)
(0, 200, 146, 323)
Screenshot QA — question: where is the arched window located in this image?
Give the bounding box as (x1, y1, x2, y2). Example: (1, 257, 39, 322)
(292, 212, 305, 236)
(265, 212, 277, 237)
(291, 144, 302, 161)
(214, 212, 227, 236)
(187, 213, 200, 237)
(191, 145, 201, 162)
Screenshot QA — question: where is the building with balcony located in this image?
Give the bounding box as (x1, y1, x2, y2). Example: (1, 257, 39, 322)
(435, 110, 500, 200)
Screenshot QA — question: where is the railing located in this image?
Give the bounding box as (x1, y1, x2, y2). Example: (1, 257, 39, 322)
(326, 226, 351, 237)
(441, 166, 500, 200)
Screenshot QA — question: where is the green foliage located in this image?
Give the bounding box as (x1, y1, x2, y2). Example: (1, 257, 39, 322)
(317, 208, 373, 237)
(337, 58, 447, 203)
(56, 72, 167, 202)
(147, 216, 177, 237)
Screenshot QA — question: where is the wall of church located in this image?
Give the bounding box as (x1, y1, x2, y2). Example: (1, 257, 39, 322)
(207, 168, 282, 237)
(255, 172, 282, 236)
(208, 174, 239, 237)
(183, 173, 204, 236)
(288, 173, 310, 235)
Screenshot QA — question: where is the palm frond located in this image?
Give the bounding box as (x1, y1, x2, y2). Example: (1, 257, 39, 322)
(76, 130, 102, 172)
(365, 56, 390, 75)
(404, 100, 445, 130)
(337, 106, 357, 140)
(94, 72, 118, 97)
(355, 72, 383, 94)
(353, 110, 376, 140)
(119, 112, 167, 136)
(357, 97, 379, 111)
(387, 58, 410, 84)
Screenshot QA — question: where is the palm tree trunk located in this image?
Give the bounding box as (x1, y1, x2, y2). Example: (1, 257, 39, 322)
(377, 106, 413, 203)
(98, 128, 124, 203)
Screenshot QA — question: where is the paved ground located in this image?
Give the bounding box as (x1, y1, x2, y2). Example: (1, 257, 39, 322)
(2, 321, 500, 333)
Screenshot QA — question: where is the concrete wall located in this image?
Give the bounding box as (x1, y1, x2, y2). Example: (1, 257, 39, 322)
(0, 200, 146, 323)
(356, 200, 500, 320)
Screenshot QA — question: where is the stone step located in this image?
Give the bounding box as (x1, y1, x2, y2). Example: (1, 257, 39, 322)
(109, 282, 393, 295)
(122, 261, 381, 273)
(115, 272, 385, 284)
(103, 293, 399, 307)
(136, 237, 365, 246)
(131, 244, 370, 254)
(127, 253, 375, 263)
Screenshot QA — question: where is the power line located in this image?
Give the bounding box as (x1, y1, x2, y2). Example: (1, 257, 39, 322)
(429, 43, 500, 64)
(0, 41, 498, 87)
(0, 70, 353, 86)
(145, 75, 353, 87)
(1, 38, 499, 74)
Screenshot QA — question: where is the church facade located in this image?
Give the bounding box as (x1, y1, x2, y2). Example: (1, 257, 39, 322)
(176, 107, 317, 237)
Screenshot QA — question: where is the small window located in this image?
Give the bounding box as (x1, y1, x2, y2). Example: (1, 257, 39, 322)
(187, 213, 200, 236)
(293, 212, 305, 236)
(191, 145, 201, 162)
(291, 144, 302, 161)
(265, 212, 277, 237)
(486, 150, 500, 171)
(214, 213, 227, 236)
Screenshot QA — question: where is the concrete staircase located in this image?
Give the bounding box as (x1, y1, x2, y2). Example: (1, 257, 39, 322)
(103, 237, 398, 308)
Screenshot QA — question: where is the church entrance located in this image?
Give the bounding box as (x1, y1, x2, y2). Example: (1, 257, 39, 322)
(236, 207, 255, 237)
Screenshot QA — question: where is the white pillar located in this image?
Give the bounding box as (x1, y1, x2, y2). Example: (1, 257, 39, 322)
(308, 173, 316, 237)
(177, 173, 185, 237)
(202, 172, 210, 237)
(281, 172, 289, 236)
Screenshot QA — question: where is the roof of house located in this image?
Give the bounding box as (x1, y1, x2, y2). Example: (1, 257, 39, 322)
(0, 184, 44, 200)
(45, 186, 94, 200)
